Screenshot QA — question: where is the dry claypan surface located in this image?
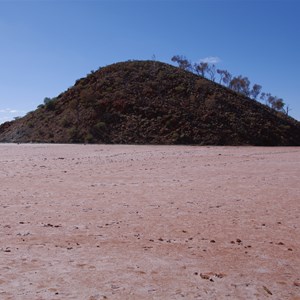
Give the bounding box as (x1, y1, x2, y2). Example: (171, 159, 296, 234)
(0, 144, 299, 300)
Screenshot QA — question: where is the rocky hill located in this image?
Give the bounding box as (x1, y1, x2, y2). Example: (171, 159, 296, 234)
(0, 60, 299, 145)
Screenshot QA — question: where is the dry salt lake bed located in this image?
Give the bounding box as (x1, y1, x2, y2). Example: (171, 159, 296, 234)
(0, 144, 299, 299)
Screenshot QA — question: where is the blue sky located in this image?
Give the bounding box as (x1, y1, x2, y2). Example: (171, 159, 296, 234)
(0, 0, 299, 123)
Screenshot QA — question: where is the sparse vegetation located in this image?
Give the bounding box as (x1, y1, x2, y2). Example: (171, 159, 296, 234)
(61, 117, 71, 128)
(44, 97, 57, 111)
(172, 55, 289, 114)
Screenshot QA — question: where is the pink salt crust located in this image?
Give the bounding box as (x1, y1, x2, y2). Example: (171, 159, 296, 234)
(0, 144, 299, 299)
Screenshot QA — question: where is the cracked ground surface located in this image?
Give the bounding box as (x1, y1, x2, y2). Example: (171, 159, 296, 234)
(0, 144, 299, 299)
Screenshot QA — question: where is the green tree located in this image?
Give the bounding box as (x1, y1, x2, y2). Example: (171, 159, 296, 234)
(250, 84, 262, 100)
(207, 64, 216, 82)
(217, 69, 232, 87)
(171, 55, 192, 71)
(43, 97, 57, 111)
(194, 62, 208, 77)
(261, 93, 285, 111)
(229, 76, 251, 96)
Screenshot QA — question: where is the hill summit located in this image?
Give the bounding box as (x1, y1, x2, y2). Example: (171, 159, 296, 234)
(0, 60, 299, 145)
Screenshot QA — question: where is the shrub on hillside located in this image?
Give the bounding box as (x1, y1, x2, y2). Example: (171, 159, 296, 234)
(44, 97, 57, 111)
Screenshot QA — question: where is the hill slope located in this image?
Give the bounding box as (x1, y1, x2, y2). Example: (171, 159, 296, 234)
(0, 60, 299, 145)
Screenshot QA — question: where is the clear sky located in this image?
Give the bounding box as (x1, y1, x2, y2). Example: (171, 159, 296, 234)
(0, 0, 299, 123)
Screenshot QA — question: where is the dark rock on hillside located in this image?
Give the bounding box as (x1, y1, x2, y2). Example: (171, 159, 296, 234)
(0, 60, 299, 145)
